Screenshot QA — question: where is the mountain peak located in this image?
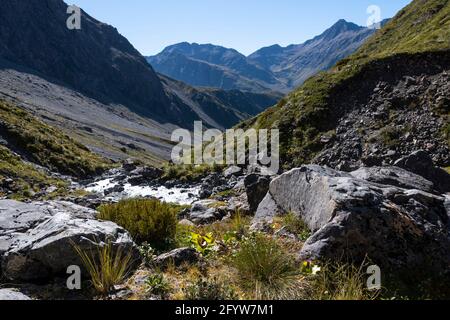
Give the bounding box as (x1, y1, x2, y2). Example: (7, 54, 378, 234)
(320, 19, 364, 40)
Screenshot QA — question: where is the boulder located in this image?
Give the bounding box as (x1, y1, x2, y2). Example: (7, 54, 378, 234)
(394, 150, 450, 193)
(350, 166, 435, 193)
(255, 165, 450, 271)
(188, 200, 227, 225)
(153, 248, 200, 269)
(0, 200, 140, 282)
(0, 289, 32, 300)
(244, 174, 271, 212)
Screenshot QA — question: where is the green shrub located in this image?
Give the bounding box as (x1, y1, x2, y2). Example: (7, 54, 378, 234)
(98, 199, 182, 250)
(146, 273, 171, 297)
(232, 233, 300, 299)
(184, 277, 238, 300)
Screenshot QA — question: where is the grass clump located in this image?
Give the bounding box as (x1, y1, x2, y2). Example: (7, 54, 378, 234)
(72, 240, 134, 296)
(232, 233, 301, 299)
(306, 262, 379, 301)
(184, 277, 238, 300)
(98, 198, 185, 250)
(162, 163, 223, 182)
(281, 212, 311, 241)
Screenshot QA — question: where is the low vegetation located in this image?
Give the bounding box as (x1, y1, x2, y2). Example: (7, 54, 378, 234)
(98, 198, 187, 251)
(72, 240, 134, 296)
(162, 163, 223, 182)
(0, 100, 110, 178)
(183, 277, 238, 300)
(0, 145, 68, 200)
(231, 233, 302, 300)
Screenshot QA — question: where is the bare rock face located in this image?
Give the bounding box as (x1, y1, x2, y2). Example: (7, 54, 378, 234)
(0, 200, 140, 282)
(254, 165, 450, 271)
(244, 174, 271, 213)
(153, 248, 200, 270)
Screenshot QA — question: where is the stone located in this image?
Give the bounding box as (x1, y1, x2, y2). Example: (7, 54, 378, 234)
(244, 174, 271, 213)
(254, 165, 450, 272)
(0, 289, 32, 300)
(394, 151, 450, 193)
(0, 200, 140, 282)
(153, 248, 200, 269)
(350, 166, 435, 193)
(188, 200, 227, 225)
(224, 166, 243, 178)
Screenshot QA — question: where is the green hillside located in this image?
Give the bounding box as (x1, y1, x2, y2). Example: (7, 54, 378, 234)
(242, 0, 450, 168)
(0, 100, 111, 178)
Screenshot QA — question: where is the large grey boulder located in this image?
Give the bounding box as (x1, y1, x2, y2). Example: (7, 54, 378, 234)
(0, 200, 139, 282)
(0, 289, 32, 300)
(255, 165, 450, 271)
(188, 200, 227, 225)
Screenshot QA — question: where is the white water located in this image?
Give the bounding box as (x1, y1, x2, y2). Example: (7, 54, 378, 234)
(85, 179, 200, 205)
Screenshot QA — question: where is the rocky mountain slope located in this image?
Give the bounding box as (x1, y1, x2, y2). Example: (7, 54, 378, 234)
(148, 20, 379, 93)
(0, 0, 281, 163)
(242, 0, 450, 171)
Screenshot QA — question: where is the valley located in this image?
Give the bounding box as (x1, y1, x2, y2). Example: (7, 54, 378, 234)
(0, 0, 449, 303)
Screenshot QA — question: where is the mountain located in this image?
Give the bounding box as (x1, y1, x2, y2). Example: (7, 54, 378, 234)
(148, 20, 380, 93)
(159, 75, 281, 130)
(248, 19, 388, 89)
(147, 43, 283, 92)
(241, 0, 450, 171)
(0, 0, 279, 163)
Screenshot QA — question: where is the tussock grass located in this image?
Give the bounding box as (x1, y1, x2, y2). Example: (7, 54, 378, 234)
(307, 262, 379, 301)
(72, 241, 134, 296)
(232, 233, 302, 300)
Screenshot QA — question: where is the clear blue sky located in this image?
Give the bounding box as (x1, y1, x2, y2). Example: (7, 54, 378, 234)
(67, 0, 412, 56)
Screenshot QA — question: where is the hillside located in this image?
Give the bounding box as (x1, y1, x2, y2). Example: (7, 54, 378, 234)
(0, 0, 282, 164)
(242, 0, 450, 170)
(148, 20, 378, 93)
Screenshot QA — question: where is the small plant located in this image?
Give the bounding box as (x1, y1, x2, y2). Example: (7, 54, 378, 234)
(282, 212, 311, 241)
(232, 233, 301, 299)
(98, 198, 182, 250)
(189, 232, 215, 256)
(72, 240, 133, 296)
(146, 273, 171, 297)
(138, 242, 156, 266)
(184, 277, 238, 300)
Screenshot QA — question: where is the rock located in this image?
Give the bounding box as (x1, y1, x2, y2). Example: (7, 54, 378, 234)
(199, 174, 228, 199)
(130, 166, 163, 180)
(122, 159, 139, 172)
(153, 248, 199, 269)
(224, 166, 243, 178)
(188, 200, 227, 225)
(255, 165, 450, 272)
(350, 166, 435, 193)
(0, 200, 140, 282)
(0, 289, 32, 300)
(254, 193, 282, 222)
(244, 174, 271, 212)
(394, 151, 450, 193)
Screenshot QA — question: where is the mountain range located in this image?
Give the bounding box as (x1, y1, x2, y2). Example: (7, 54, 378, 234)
(148, 19, 385, 93)
(0, 0, 279, 163)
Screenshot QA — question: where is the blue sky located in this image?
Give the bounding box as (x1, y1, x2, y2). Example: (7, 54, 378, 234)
(67, 0, 412, 56)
